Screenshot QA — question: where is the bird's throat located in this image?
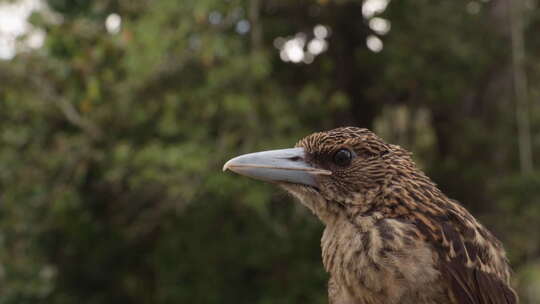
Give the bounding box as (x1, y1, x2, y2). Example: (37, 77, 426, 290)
(281, 183, 346, 225)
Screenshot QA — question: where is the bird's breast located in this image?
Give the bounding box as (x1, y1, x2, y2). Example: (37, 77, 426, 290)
(322, 216, 445, 303)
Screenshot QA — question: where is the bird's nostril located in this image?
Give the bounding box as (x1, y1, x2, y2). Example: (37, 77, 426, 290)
(289, 156, 302, 161)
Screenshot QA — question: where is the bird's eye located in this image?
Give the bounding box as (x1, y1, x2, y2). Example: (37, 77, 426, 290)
(333, 148, 353, 166)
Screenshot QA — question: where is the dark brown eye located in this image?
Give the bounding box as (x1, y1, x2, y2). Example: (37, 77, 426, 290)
(333, 148, 353, 166)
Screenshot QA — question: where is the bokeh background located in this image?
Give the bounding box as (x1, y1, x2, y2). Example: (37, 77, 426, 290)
(1, 0, 540, 303)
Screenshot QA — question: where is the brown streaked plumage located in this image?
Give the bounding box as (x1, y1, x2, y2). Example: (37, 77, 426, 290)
(223, 127, 517, 304)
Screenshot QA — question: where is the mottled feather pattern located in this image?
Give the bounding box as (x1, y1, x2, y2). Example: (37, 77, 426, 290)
(286, 127, 517, 304)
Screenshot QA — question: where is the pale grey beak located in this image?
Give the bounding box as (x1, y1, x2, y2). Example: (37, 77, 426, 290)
(223, 148, 331, 188)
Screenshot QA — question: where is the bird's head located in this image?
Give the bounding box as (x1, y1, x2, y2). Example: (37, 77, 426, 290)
(223, 127, 414, 221)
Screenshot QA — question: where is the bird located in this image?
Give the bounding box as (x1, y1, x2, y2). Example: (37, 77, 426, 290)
(223, 127, 517, 304)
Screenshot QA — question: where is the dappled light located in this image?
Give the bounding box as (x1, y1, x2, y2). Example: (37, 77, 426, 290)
(208, 11, 222, 25)
(0, 0, 43, 59)
(275, 24, 330, 64)
(235, 19, 250, 35)
(105, 13, 121, 35)
(362, 0, 390, 18)
(366, 34, 383, 52)
(369, 17, 391, 35)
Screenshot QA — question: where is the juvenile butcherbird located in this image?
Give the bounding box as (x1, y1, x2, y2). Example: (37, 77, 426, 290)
(224, 127, 517, 304)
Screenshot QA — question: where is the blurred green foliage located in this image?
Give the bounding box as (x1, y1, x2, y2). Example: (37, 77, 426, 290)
(1, 0, 540, 303)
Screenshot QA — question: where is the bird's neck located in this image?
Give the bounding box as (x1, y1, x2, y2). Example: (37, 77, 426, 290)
(338, 167, 448, 224)
(382, 167, 448, 216)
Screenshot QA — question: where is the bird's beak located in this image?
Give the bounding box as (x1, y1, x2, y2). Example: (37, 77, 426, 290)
(223, 148, 331, 188)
